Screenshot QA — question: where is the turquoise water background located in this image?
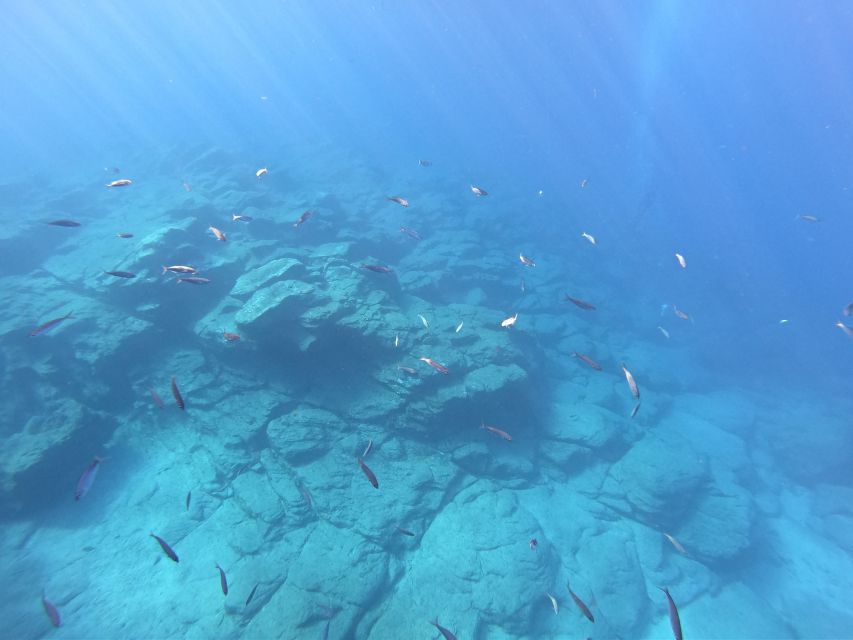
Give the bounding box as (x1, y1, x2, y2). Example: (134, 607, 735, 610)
(1, 2, 852, 638)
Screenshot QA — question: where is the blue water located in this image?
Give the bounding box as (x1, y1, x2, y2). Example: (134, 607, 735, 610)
(2, 2, 853, 638)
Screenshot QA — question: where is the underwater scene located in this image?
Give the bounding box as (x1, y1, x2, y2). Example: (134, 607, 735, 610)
(2, 2, 852, 639)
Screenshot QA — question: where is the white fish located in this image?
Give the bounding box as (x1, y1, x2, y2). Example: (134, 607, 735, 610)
(581, 232, 596, 245)
(256, 167, 268, 178)
(455, 321, 464, 333)
(501, 313, 518, 328)
(394, 333, 400, 347)
(657, 326, 670, 339)
(418, 314, 429, 330)
(675, 253, 687, 269)
(545, 593, 559, 615)
(779, 319, 789, 324)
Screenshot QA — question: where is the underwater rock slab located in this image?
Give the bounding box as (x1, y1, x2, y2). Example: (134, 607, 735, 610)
(234, 279, 316, 330)
(230, 257, 305, 297)
(267, 405, 342, 466)
(600, 431, 710, 528)
(368, 482, 552, 638)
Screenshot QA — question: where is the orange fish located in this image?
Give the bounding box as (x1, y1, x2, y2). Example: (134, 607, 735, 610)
(223, 332, 241, 342)
(209, 226, 227, 241)
(419, 357, 449, 374)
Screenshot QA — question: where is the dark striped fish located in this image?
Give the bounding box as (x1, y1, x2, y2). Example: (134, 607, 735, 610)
(185, 490, 191, 511)
(430, 618, 458, 640)
(75, 457, 103, 501)
(47, 219, 81, 227)
(29, 311, 73, 337)
(150, 533, 179, 562)
(104, 270, 136, 279)
(171, 376, 185, 410)
(564, 295, 596, 310)
(245, 583, 259, 606)
(358, 457, 378, 489)
(215, 563, 228, 595)
(177, 276, 210, 284)
(567, 582, 595, 623)
(396, 526, 416, 537)
(660, 587, 683, 640)
(42, 591, 61, 628)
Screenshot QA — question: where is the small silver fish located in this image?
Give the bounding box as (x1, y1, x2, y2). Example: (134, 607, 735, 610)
(418, 314, 429, 330)
(455, 321, 464, 333)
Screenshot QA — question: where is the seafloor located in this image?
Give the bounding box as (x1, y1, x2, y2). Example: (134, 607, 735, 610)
(1, 144, 851, 639)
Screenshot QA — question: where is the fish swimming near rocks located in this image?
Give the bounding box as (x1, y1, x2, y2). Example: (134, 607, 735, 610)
(104, 270, 136, 279)
(209, 225, 227, 242)
(567, 582, 595, 623)
(171, 376, 185, 410)
(245, 583, 259, 606)
(162, 265, 197, 274)
(362, 264, 392, 273)
(150, 533, 179, 562)
(42, 591, 61, 628)
(660, 587, 683, 640)
(419, 357, 449, 374)
(149, 387, 164, 409)
(47, 219, 81, 227)
(177, 276, 210, 285)
(386, 196, 409, 207)
(215, 563, 228, 595)
(293, 210, 314, 227)
(358, 457, 379, 489)
(418, 314, 429, 330)
(663, 532, 687, 554)
(185, 490, 191, 511)
(481, 422, 512, 441)
(564, 295, 596, 310)
(396, 526, 416, 537)
(223, 332, 241, 342)
(571, 352, 602, 371)
(30, 311, 73, 337)
(400, 226, 421, 240)
(501, 313, 519, 328)
(430, 618, 458, 640)
(621, 363, 640, 400)
(545, 593, 559, 615)
(75, 457, 103, 501)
